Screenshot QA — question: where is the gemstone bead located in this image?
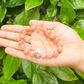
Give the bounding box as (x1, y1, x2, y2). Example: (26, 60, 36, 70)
(57, 46, 62, 53)
(53, 50, 58, 57)
(57, 41, 63, 47)
(35, 52, 41, 58)
(24, 48, 30, 55)
(41, 52, 47, 59)
(19, 40, 24, 45)
(50, 33, 55, 39)
(47, 52, 53, 59)
(29, 51, 35, 57)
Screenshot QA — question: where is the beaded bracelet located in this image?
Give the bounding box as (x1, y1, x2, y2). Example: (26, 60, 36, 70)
(19, 26, 63, 59)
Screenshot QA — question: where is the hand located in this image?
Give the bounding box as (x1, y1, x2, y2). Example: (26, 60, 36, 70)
(0, 20, 83, 71)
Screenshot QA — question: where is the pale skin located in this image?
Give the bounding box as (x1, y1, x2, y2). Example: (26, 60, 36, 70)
(0, 20, 84, 73)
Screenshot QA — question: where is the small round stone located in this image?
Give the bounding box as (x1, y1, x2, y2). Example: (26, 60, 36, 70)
(21, 44, 25, 51)
(26, 26, 31, 32)
(19, 40, 24, 45)
(41, 52, 47, 59)
(53, 50, 59, 57)
(20, 34, 25, 40)
(54, 37, 59, 43)
(47, 52, 53, 59)
(57, 46, 62, 53)
(24, 48, 30, 55)
(57, 41, 63, 47)
(22, 29, 27, 35)
(29, 51, 35, 57)
(35, 52, 41, 58)
(50, 33, 55, 39)
(31, 25, 36, 31)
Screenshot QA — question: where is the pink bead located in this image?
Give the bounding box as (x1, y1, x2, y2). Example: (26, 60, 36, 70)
(36, 26, 41, 32)
(22, 29, 27, 35)
(57, 46, 62, 53)
(47, 52, 53, 59)
(57, 41, 63, 47)
(21, 44, 25, 50)
(19, 40, 24, 45)
(53, 50, 58, 57)
(54, 37, 59, 43)
(46, 30, 51, 36)
(31, 25, 36, 31)
(20, 34, 25, 40)
(50, 33, 55, 39)
(41, 52, 47, 59)
(26, 26, 31, 32)
(42, 28, 46, 33)
(24, 48, 30, 55)
(29, 51, 35, 57)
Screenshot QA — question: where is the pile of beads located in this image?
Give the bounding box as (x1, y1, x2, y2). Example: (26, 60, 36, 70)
(19, 26, 63, 59)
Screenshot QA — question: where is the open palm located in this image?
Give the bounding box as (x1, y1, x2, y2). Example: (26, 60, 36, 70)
(0, 20, 83, 69)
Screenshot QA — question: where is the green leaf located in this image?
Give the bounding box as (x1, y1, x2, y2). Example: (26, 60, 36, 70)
(22, 60, 39, 82)
(3, 55, 22, 81)
(0, 5, 6, 23)
(0, 47, 6, 60)
(0, 76, 15, 84)
(32, 71, 58, 84)
(14, 8, 40, 25)
(25, 0, 43, 12)
(76, 10, 84, 19)
(10, 80, 27, 84)
(6, 6, 24, 17)
(50, 0, 59, 7)
(40, 14, 52, 21)
(60, 0, 76, 24)
(72, 19, 84, 40)
(58, 79, 75, 84)
(47, 4, 57, 17)
(4, 0, 26, 7)
(53, 67, 78, 81)
(75, 70, 84, 80)
(2, 0, 6, 3)
(75, 80, 83, 84)
(68, 0, 84, 9)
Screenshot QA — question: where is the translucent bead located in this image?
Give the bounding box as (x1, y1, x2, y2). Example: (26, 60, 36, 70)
(57, 41, 63, 47)
(54, 37, 59, 43)
(41, 52, 47, 59)
(20, 34, 25, 40)
(53, 50, 58, 57)
(19, 40, 24, 45)
(47, 52, 53, 59)
(57, 46, 62, 53)
(22, 29, 27, 35)
(26, 26, 31, 32)
(50, 33, 55, 39)
(24, 48, 30, 55)
(29, 51, 35, 57)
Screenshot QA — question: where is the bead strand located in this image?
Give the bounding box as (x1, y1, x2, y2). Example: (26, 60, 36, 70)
(19, 26, 63, 59)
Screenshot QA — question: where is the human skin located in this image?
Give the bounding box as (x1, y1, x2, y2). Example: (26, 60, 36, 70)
(0, 20, 84, 73)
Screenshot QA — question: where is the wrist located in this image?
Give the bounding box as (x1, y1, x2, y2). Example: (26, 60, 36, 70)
(74, 40, 84, 73)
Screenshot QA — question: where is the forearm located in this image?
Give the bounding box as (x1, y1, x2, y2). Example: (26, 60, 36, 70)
(74, 41, 84, 74)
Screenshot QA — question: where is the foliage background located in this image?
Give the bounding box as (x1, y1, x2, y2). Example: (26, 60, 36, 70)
(0, 0, 84, 84)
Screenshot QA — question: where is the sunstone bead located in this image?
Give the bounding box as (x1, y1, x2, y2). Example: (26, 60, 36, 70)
(35, 53, 41, 58)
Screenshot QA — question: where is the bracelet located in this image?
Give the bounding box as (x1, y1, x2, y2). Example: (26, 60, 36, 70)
(19, 26, 63, 59)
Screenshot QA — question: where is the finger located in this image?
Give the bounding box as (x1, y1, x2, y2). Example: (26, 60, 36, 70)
(0, 38, 31, 50)
(29, 20, 60, 30)
(5, 47, 60, 66)
(0, 31, 31, 44)
(1, 25, 32, 35)
(5, 47, 47, 66)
